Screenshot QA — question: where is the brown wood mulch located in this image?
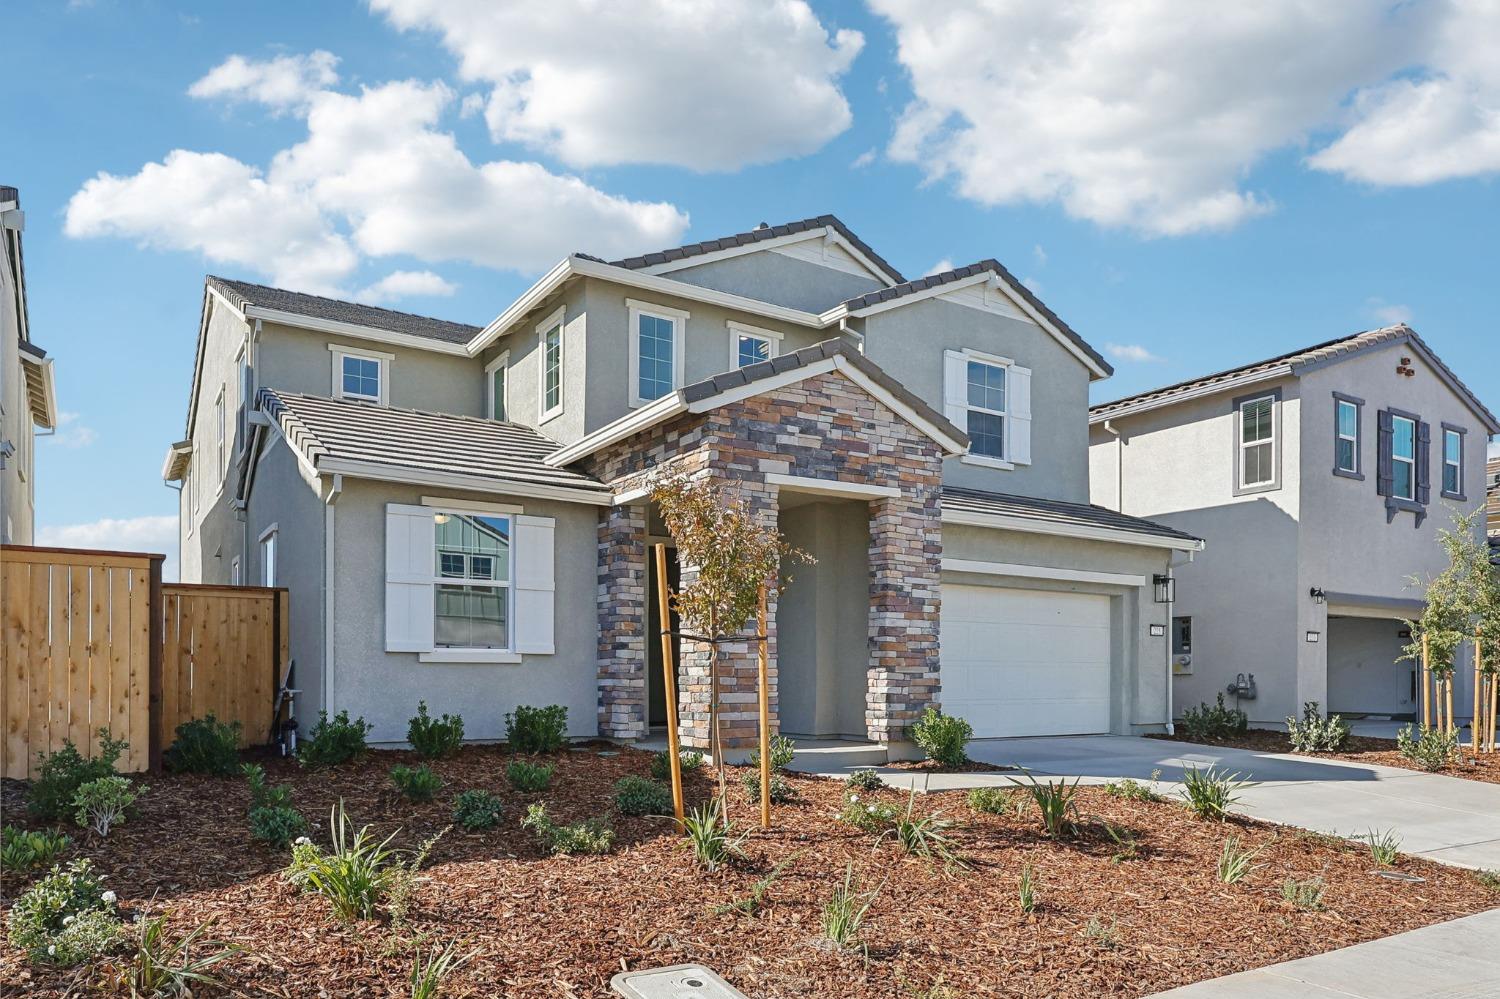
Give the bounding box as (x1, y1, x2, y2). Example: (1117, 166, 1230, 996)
(3, 744, 1498, 998)
(884, 758, 1015, 774)
(1150, 729, 1500, 785)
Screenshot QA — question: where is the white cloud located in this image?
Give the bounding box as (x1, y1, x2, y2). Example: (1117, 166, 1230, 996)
(851, 148, 877, 169)
(870, 1, 1500, 236)
(189, 51, 340, 111)
(43, 412, 97, 449)
(1032, 244, 1047, 267)
(1367, 298, 1414, 326)
(1105, 343, 1164, 363)
(355, 270, 457, 305)
(65, 64, 690, 293)
(922, 258, 954, 277)
(37, 515, 180, 582)
(370, 0, 863, 170)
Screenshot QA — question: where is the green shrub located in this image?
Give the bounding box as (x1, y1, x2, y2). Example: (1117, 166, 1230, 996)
(296, 710, 372, 769)
(6, 858, 121, 965)
(847, 768, 884, 793)
(1181, 765, 1253, 821)
(1285, 702, 1350, 753)
(1, 826, 72, 873)
(505, 705, 568, 754)
(1083, 915, 1120, 948)
(407, 702, 464, 759)
(452, 789, 504, 830)
(1281, 875, 1326, 911)
(116, 912, 239, 997)
(741, 769, 795, 805)
(911, 707, 972, 768)
(1396, 724, 1458, 771)
(522, 803, 615, 856)
(1010, 773, 1080, 838)
(241, 763, 294, 811)
(1104, 771, 1163, 802)
(249, 805, 308, 848)
(1179, 694, 1248, 741)
(679, 800, 746, 872)
(285, 802, 399, 921)
(880, 790, 961, 866)
(837, 789, 899, 833)
(614, 775, 674, 816)
(390, 764, 443, 803)
(649, 749, 704, 782)
(27, 729, 128, 821)
(72, 776, 144, 837)
(162, 713, 242, 775)
(966, 786, 1017, 815)
(506, 759, 555, 793)
(821, 863, 877, 949)
(745, 734, 796, 772)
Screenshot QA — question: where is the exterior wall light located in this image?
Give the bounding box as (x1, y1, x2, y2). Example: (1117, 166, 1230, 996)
(1306, 631, 1321, 643)
(1153, 574, 1175, 604)
(1309, 587, 1326, 604)
(1149, 624, 1166, 637)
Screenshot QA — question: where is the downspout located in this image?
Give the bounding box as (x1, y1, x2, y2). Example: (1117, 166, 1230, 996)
(322, 472, 343, 717)
(1103, 419, 1123, 511)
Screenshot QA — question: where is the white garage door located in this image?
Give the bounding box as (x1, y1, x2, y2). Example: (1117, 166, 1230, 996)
(940, 584, 1112, 738)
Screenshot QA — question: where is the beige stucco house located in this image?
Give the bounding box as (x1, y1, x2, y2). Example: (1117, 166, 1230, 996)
(165, 215, 1202, 757)
(1090, 328, 1498, 728)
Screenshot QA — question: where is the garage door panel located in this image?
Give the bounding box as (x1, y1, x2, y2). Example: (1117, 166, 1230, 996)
(940, 584, 1113, 739)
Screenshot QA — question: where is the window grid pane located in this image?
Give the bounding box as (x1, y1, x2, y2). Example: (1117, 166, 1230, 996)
(1241, 399, 1273, 444)
(1337, 401, 1357, 439)
(1393, 459, 1414, 500)
(491, 367, 506, 421)
(435, 585, 508, 649)
(342, 356, 380, 399)
(737, 334, 770, 368)
(637, 314, 675, 400)
(1336, 438, 1356, 472)
(433, 513, 511, 650)
(966, 361, 1005, 413)
(967, 410, 1004, 458)
(543, 326, 561, 411)
(1392, 418, 1415, 459)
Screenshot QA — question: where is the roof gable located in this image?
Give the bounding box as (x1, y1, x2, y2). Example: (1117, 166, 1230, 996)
(207, 276, 481, 345)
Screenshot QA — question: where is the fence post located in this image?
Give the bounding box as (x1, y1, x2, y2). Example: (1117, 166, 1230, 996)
(147, 555, 165, 772)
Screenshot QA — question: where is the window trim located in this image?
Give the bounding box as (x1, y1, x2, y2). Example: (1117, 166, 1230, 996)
(536, 306, 565, 423)
(1332, 391, 1364, 480)
(230, 556, 241, 586)
(258, 524, 278, 587)
(958, 348, 1012, 468)
(627, 298, 688, 408)
(1440, 422, 1467, 500)
(214, 385, 227, 480)
(425, 505, 517, 661)
(1231, 388, 1282, 496)
(485, 350, 510, 422)
(727, 320, 782, 370)
(329, 344, 392, 406)
(1390, 413, 1418, 502)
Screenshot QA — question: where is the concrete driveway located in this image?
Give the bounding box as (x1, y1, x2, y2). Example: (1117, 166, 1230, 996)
(788, 734, 1500, 870)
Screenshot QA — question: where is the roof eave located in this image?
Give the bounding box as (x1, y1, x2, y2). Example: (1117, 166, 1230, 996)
(1090, 365, 1295, 424)
(942, 507, 1206, 552)
(19, 349, 57, 429)
(161, 440, 192, 482)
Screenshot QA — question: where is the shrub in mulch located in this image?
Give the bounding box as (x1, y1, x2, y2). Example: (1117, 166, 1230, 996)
(2, 743, 1496, 998)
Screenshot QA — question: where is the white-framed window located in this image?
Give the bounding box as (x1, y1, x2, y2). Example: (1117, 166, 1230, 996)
(1442, 426, 1463, 497)
(486, 351, 510, 422)
(1391, 414, 1417, 501)
(330, 344, 391, 406)
(259, 525, 278, 586)
(230, 556, 242, 586)
(235, 345, 250, 455)
(1335, 398, 1359, 474)
(627, 299, 687, 406)
(215, 386, 226, 477)
(729, 321, 781, 370)
(1238, 394, 1276, 488)
(538, 307, 564, 421)
(942, 348, 1032, 468)
(434, 510, 513, 650)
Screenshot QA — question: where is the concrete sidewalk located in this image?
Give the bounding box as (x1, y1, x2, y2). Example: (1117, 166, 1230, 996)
(1145, 908, 1500, 998)
(786, 734, 1500, 869)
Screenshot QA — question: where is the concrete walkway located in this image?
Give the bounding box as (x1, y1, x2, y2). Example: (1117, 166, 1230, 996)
(1145, 908, 1500, 998)
(786, 734, 1500, 869)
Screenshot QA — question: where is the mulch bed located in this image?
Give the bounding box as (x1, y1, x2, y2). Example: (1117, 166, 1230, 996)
(1150, 729, 1500, 785)
(4, 744, 1498, 998)
(884, 758, 1015, 774)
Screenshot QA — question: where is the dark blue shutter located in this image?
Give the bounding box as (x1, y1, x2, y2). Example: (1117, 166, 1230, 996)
(1376, 409, 1393, 497)
(1416, 420, 1432, 506)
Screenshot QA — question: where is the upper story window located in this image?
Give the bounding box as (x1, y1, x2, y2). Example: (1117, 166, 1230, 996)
(486, 352, 509, 422)
(1334, 395, 1361, 476)
(215, 387, 226, 476)
(966, 359, 1007, 459)
(1441, 425, 1466, 499)
(942, 348, 1032, 469)
(434, 510, 512, 650)
(729, 321, 781, 370)
(330, 345, 391, 406)
(1390, 414, 1417, 500)
(1235, 392, 1278, 492)
(259, 525, 278, 586)
(628, 299, 686, 407)
(538, 307, 564, 421)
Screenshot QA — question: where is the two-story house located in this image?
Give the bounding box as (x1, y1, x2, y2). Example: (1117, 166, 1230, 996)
(164, 215, 1202, 757)
(1, 185, 58, 544)
(1089, 327, 1498, 728)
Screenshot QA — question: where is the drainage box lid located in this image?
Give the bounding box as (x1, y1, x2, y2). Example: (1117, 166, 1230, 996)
(610, 964, 748, 999)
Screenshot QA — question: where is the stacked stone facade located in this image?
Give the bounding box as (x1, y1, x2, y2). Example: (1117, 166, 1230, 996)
(584, 366, 945, 750)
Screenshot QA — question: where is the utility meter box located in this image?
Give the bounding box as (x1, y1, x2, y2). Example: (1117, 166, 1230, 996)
(611, 964, 748, 999)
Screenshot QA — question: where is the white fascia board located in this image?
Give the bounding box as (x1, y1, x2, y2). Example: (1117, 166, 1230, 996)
(942, 508, 1205, 552)
(941, 557, 1147, 588)
(544, 391, 687, 467)
(635, 228, 832, 275)
(1088, 366, 1294, 425)
(245, 306, 470, 356)
(316, 457, 612, 506)
(206, 285, 246, 323)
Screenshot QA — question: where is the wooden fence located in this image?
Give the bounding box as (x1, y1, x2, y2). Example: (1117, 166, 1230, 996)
(0, 545, 287, 779)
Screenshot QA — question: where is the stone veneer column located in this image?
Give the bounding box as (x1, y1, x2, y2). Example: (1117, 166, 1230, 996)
(866, 488, 942, 749)
(597, 503, 646, 740)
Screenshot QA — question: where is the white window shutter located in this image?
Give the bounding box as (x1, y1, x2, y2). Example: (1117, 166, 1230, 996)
(513, 515, 556, 654)
(385, 503, 435, 653)
(1009, 365, 1033, 466)
(943, 350, 968, 430)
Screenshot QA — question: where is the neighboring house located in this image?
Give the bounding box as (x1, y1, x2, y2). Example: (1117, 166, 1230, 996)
(1487, 456, 1499, 566)
(0, 185, 58, 545)
(1089, 327, 1498, 727)
(164, 215, 1201, 756)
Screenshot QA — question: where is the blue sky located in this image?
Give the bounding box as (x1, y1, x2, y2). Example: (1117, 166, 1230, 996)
(5, 1, 1498, 573)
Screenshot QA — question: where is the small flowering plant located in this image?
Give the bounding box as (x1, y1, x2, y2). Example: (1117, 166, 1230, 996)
(6, 858, 125, 965)
(836, 789, 899, 834)
(72, 776, 144, 837)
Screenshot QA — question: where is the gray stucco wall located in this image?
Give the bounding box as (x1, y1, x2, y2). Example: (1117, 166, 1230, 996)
(326, 478, 602, 744)
(0, 223, 35, 545)
(667, 250, 886, 314)
(862, 297, 1095, 503)
(181, 299, 252, 584)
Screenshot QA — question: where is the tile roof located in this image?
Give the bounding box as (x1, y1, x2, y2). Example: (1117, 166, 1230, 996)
(258, 389, 610, 497)
(1090, 325, 1499, 430)
(605, 214, 906, 284)
(942, 485, 1203, 544)
(208, 276, 481, 345)
(839, 259, 1111, 376)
